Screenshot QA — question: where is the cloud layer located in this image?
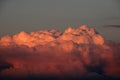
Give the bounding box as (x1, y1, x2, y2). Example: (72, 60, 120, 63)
(0, 25, 120, 80)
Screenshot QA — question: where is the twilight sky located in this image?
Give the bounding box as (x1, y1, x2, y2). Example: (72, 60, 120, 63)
(0, 0, 120, 42)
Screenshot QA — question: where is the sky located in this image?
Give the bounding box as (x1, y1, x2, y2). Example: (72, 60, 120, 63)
(0, 0, 120, 42)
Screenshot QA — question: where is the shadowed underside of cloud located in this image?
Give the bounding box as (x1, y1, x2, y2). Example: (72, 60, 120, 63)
(0, 25, 120, 80)
(103, 25, 120, 28)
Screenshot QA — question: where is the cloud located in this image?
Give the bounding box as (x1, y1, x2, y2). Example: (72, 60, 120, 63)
(0, 25, 105, 47)
(0, 25, 120, 80)
(103, 25, 120, 28)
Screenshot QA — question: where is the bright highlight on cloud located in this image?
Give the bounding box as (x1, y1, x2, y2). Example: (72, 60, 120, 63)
(0, 25, 104, 47)
(0, 25, 120, 80)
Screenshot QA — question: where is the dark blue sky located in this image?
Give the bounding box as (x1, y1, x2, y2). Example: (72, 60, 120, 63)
(0, 0, 120, 42)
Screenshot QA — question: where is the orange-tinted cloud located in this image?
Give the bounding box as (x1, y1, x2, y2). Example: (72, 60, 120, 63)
(0, 25, 120, 80)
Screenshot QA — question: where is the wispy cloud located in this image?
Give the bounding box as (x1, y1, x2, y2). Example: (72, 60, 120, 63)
(103, 25, 120, 28)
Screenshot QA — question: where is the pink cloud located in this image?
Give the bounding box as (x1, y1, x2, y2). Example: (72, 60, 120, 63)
(0, 25, 120, 80)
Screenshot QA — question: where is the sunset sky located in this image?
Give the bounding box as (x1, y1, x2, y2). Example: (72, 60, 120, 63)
(0, 1, 120, 79)
(0, 0, 120, 42)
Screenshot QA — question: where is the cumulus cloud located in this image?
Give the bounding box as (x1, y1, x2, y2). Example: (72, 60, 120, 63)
(0, 25, 120, 80)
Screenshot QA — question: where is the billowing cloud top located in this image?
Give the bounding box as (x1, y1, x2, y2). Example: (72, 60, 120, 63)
(0, 25, 120, 80)
(0, 25, 104, 47)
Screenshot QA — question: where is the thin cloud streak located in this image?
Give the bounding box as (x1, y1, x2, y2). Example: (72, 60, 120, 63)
(103, 25, 120, 28)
